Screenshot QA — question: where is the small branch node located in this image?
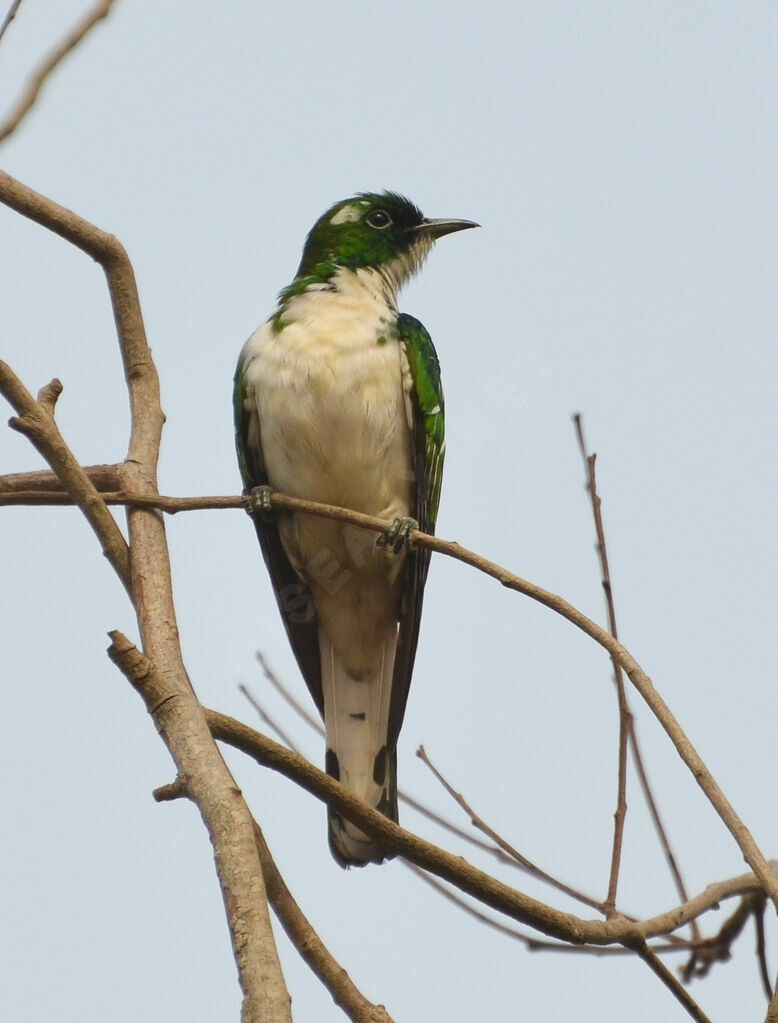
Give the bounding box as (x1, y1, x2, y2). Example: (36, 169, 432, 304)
(153, 776, 190, 802)
(37, 377, 63, 413)
(106, 629, 150, 685)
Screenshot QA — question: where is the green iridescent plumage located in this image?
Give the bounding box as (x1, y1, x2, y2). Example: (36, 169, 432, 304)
(234, 192, 476, 866)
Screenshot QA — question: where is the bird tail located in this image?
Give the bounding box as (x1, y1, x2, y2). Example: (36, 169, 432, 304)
(320, 627, 398, 868)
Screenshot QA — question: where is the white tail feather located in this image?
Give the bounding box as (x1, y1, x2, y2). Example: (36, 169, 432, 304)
(320, 625, 398, 866)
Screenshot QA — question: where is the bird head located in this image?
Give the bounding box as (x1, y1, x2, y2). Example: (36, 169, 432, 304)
(294, 191, 478, 292)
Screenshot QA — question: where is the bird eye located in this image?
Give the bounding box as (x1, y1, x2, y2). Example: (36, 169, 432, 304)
(366, 209, 392, 229)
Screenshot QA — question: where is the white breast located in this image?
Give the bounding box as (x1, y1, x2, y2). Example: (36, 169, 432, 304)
(241, 268, 414, 519)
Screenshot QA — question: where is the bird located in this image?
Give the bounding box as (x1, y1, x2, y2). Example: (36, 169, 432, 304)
(234, 192, 477, 866)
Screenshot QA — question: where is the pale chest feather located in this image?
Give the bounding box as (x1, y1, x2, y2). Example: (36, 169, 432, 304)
(240, 276, 415, 514)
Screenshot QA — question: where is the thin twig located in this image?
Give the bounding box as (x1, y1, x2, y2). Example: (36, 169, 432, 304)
(417, 745, 607, 914)
(149, 764, 393, 1020)
(256, 652, 324, 736)
(239, 683, 300, 753)
(254, 651, 552, 867)
(0, 0, 23, 47)
(404, 864, 701, 960)
(402, 861, 557, 948)
(3, 478, 774, 909)
(681, 894, 756, 983)
(573, 415, 629, 915)
(206, 706, 774, 946)
(753, 894, 772, 1000)
(0, 464, 121, 494)
(0, 0, 116, 143)
(252, 822, 394, 1023)
(629, 940, 713, 1023)
(109, 633, 291, 1022)
(0, 167, 290, 1023)
(573, 415, 698, 935)
(0, 367, 131, 591)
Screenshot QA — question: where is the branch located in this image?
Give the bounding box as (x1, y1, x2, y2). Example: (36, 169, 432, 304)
(4, 476, 774, 909)
(251, 653, 523, 868)
(628, 940, 713, 1023)
(0, 0, 116, 143)
(251, 823, 394, 1023)
(405, 866, 701, 959)
(0, 366, 131, 590)
(0, 463, 121, 494)
(0, 169, 290, 1022)
(108, 632, 291, 1022)
(27, 491, 778, 916)
(0, 0, 23, 47)
(416, 745, 608, 914)
(156, 753, 394, 1022)
(205, 706, 773, 946)
(574, 416, 699, 938)
(573, 416, 629, 915)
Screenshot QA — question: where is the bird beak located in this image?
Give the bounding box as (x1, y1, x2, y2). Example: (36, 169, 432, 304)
(414, 218, 480, 239)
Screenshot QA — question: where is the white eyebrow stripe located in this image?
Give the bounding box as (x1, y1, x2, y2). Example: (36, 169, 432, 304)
(330, 204, 363, 225)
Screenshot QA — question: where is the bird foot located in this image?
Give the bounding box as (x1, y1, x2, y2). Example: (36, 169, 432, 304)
(377, 516, 417, 554)
(244, 485, 275, 522)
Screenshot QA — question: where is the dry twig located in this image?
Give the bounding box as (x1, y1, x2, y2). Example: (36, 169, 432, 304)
(5, 474, 772, 917)
(205, 706, 773, 947)
(252, 652, 521, 865)
(0, 168, 291, 1023)
(0, 0, 116, 143)
(416, 745, 607, 914)
(573, 415, 699, 938)
(573, 415, 630, 915)
(2, 469, 774, 912)
(0, 367, 131, 590)
(0, 0, 24, 47)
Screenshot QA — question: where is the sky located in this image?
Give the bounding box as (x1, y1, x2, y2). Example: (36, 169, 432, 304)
(2, 2, 778, 1020)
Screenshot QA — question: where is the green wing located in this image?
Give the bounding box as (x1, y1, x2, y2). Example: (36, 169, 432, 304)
(397, 313, 445, 534)
(386, 313, 445, 748)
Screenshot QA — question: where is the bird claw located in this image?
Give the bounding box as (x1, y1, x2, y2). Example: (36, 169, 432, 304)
(245, 485, 275, 522)
(378, 516, 417, 554)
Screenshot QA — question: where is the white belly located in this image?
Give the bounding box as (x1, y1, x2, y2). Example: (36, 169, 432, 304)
(241, 275, 414, 638)
(243, 277, 413, 519)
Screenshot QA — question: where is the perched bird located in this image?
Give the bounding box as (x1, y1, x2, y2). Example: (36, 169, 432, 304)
(234, 192, 477, 866)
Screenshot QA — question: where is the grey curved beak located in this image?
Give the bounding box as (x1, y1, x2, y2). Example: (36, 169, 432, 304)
(415, 217, 480, 239)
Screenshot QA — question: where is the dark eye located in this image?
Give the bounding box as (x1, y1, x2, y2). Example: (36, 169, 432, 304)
(366, 209, 392, 229)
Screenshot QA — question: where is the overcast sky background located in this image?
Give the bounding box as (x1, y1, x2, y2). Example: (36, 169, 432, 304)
(2, 2, 778, 1021)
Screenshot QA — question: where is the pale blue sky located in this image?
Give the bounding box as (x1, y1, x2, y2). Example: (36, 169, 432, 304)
(2, 2, 777, 1020)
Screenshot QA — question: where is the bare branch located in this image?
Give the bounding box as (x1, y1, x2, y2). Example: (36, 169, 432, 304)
(403, 861, 548, 948)
(253, 653, 518, 867)
(109, 632, 291, 1022)
(0, 168, 290, 1023)
(256, 651, 324, 736)
(0, 364, 131, 591)
(628, 940, 713, 1023)
(239, 683, 300, 753)
(0, 0, 23, 48)
(573, 414, 698, 934)
(4, 475, 774, 908)
(573, 416, 630, 915)
(681, 893, 768, 987)
(252, 822, 394, 1023)
(416, 745, 607, 914)
(154, 697, 395, 1021)
(0, 463, 121, 494)
(206, 706, 773, 947)
(753, 895, 772, 1000)
(0, 0, 116, 143)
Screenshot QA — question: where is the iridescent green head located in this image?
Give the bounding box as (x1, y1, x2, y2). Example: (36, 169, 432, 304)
(294, 191, 478, 290)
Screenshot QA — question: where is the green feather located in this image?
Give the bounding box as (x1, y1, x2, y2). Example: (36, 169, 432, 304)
(395, 313, 445, 530)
